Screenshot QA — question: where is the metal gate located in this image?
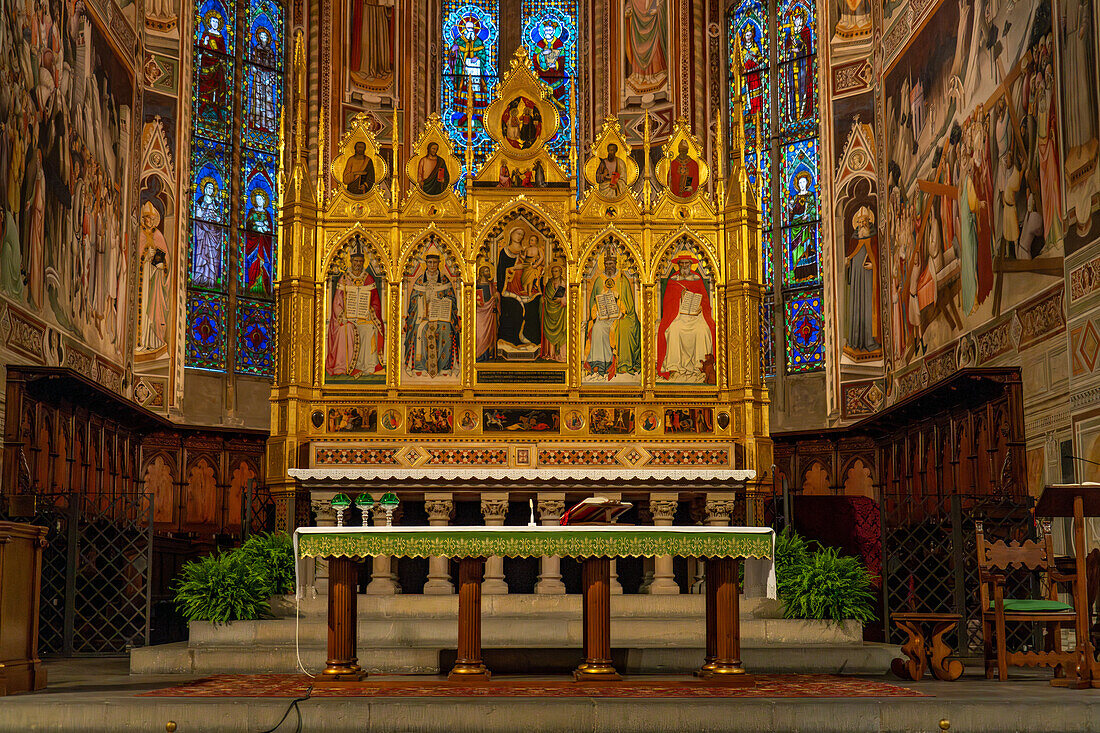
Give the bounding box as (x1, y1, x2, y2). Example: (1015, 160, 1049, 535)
(881, 492, 1036, 655)
(2, 492, 153, 656)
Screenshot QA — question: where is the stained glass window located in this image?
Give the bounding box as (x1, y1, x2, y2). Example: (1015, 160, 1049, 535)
(521, 0, 577, 173)
(729, 0, 822, 377)
(187, 0, 284, 376)
(440, 0, 500, 182)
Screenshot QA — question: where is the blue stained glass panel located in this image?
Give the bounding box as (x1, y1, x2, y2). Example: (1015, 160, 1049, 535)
(760, 299, 775, 378)
(239, 149, 278, 229)
(441, 1, 499, 181)
(186, 292, 229, 369)
(243, 65, 283, 151)
(522, 0, 577, 173)
(784, 291, 824, 372)
(235, 300, 275, 376)
(190, 222, 228, 290)
(191, 137, 230, 224)
(240, 232, 274, 297)
(778, 56, 817, 137)
(247, 0, 283, 71)
(777, 0, 815, 61)
(193, 51, 235, 140)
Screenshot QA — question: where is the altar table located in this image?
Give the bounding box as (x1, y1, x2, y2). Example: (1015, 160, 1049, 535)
(294, 525, 775, 683)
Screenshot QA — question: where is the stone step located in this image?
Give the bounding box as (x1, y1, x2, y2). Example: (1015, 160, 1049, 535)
(130, 641, 898, 676)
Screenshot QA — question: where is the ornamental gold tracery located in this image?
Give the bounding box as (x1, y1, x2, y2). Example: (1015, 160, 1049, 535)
(269, 48, 770, 505)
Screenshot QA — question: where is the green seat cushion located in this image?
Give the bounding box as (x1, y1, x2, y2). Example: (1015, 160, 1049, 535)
(992, 599, 1074, 613)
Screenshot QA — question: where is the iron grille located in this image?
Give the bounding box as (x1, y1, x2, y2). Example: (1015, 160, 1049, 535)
(1, 492, 153, 656)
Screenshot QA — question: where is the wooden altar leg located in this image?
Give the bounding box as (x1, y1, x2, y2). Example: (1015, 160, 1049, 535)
(574, 556, 620, 681)
(323, 556, 363, 680)
(700, 557, 752, 683)
(695, 557, 718, 677)
(890, 620, 928, 681)
(449, 557, 490, 681)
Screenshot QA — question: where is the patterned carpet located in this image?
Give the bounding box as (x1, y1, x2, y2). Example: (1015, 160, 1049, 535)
(141, 674, 928, 699)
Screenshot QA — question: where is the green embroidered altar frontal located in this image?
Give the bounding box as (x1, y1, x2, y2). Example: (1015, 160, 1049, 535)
(294, 526, 774, 560)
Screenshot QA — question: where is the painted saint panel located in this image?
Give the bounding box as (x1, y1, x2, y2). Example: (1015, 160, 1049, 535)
(477, 219, 567, 364)
(655, 241, 718, 385)
(581, 239, 642, 384)
(1058, 0, 1100, 248)
(325, 234, 387, 383)
(402, 238, 462, 383)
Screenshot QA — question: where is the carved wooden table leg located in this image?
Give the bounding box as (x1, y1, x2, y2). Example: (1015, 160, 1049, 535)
(574, 556, 620, 681)
(449, 556, 490, 681)
(699, 557, 752, 683)
(890, 620, 928, 681)
(929, 621, 964, 681)
(323, 556, 363, 680)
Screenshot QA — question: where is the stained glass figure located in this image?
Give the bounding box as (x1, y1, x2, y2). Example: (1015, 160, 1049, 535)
(441, 0, 499, 176)
(236, 300, 275, 375)
(190, 222, 228, 290)
(194, 0, 236, 54)
(782, 224, 820, 287)
(247, 0, 283, 71)
(521, 0, 576, 171)
(187, 293, 228, 369)
(244, 66, 282, 150)
(191, 138, 230, 224)
(785, 291, 824, 372)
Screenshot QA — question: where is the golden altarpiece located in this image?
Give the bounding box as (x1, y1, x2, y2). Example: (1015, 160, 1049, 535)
(267, 50, 770, 533)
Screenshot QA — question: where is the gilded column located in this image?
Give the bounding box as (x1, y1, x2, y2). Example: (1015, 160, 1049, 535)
(481, 494, 509, 595)
(536, 495, 566, 594)
(648, 494, 680, 594)
(424, 495, 454, 595)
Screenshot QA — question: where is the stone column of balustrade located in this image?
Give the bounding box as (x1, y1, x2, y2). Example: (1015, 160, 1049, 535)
(647, 493, 681, 594)
(535, 494, 566, 594)
(423, 494, 454, 595)
(636, 504, 655, 593)
(594, 491, 623, 594)
(310, 499, 337, 597)
(365, 507, 400, 595)
(481, 494, 510, 595)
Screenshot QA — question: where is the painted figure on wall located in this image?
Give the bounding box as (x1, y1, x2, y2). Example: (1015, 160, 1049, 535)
(656, 253, 716, 384)
(417, 143, 450, 195)
(844, 206, 880, 356)
(475, 264, 499, 361)
(1060, 0, 1099, 227)
(624, 0, 668, 91)
(583, 249, 641, 382)
(669, 141, 700, 198)
(342, 141, 376, 195)
(138, 201, 170, 352)
(349, 0, 394, 87)
(326, 240, 386, 379)
(404, 252, 460, 378)
(596, 144, 626, 197)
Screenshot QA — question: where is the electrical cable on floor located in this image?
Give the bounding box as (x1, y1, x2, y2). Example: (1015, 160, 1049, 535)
(295, 592, 317, 678)
(257, 685, 313, 733)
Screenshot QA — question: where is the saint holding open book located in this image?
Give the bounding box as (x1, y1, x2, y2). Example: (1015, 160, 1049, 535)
(404, 253, 460, 378)
(656, 254, 716, 384)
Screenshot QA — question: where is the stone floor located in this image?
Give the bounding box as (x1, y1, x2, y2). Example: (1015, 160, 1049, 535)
(2, 658, 1099, 732)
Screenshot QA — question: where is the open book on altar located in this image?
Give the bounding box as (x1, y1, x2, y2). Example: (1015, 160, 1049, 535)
(678, 290, 703, 316)
(344, 286, 376, 321)
(595, 291, 619, 319)
(428, 297, 453, 322)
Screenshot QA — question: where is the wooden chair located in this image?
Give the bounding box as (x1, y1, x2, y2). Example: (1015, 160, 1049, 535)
(976, 518, 1080, 681)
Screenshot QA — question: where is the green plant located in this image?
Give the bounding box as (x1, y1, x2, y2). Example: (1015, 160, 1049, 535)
(238, 531, 296, 596)
(173, 552, 271, 624)
(782, 546, 877, 623)
(774, 528, 812, 602)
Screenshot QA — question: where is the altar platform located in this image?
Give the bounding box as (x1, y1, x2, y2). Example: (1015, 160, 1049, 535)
(4, 658, 1100, 733)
